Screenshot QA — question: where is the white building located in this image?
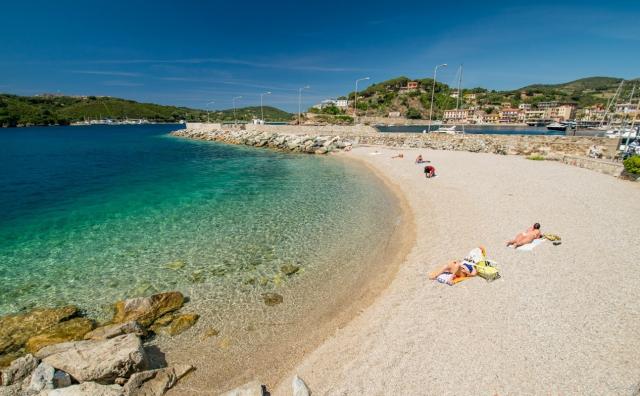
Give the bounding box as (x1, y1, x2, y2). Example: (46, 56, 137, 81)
(518, 103, 532, 110)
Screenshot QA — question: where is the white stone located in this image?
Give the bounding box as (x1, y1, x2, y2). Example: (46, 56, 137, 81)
(28, 362, 55, 392)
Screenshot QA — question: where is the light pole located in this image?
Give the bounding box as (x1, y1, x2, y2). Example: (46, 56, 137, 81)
(298, 85, 310, 125)
(206, 101, 215, 123)
(260, 91, 271, 123)
(232, 96, 242, 126)
(428, 63, 447, 132)
(354, 77, 370, 124)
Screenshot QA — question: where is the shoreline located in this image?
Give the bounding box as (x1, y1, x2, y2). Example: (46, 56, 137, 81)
(162, 145, 416, 394)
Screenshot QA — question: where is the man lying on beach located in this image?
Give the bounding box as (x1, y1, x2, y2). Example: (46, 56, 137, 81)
(428, 259, 477, 285)
(506, 223, 542, 248)
(392, 153, 404, 159)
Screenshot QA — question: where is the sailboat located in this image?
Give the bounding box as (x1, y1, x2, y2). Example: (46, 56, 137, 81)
(436, 64, 466, 134)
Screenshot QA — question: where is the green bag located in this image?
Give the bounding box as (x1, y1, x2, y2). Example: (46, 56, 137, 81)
(475, 260, 501, 282)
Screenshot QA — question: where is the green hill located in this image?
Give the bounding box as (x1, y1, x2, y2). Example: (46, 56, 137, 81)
(0, 94, 293, 127)
(323, 75, 639, 120)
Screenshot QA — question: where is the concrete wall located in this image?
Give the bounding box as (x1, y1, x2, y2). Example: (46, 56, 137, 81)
(562, 155, 624, 176)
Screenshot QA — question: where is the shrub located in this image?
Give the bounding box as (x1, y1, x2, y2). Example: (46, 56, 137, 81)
(623, 155, 640, 174)
(527, 154, 545, 161)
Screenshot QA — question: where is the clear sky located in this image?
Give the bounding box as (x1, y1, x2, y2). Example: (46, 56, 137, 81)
(1, 0, 638, 112)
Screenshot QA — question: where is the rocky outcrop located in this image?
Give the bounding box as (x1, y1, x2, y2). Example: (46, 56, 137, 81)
(112, 292, 184, 327)
(41, 334, 147, 384)
(123, 364, 193, 396)
(25, 318, 94, 354)
(40, 382, 124, 396)
(83, 321, 146, 341)
(0, 306, 79, 357)
(1, 354, 38, 386)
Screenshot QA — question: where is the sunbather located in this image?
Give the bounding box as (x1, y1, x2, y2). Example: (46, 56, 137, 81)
(506, 223, 542, 248)
(415, 154, 427, 164)
(428, 259, 477, 284)
(392, 153, 404, 159)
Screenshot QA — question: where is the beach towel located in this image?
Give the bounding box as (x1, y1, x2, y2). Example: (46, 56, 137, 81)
(435, 272, 469, 286)
(514, 238, 545, 251)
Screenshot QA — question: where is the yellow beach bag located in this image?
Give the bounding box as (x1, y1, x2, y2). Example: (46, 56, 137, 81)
(475, 260, 501, 282)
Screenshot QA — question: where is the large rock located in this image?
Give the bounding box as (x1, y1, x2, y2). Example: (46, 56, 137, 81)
(152, 314, 199, 336)
(112, 292, 184, 327)
(40, 382, 124, 396)
(25, 318, 94, 353)
(220, 380, 264, 396)
(0, 306, 78, 355)
(83, 321, 146, 341)
(123, 364, 193, 396)
(1, 353, 39, 386)
(42, 334, 147, 384)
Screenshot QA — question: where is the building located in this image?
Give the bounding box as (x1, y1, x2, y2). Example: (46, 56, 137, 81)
(525, 110, 547, 123)
(388, 111, 401, 118)
(475, 112, 500, 124)
(615, 103, 639, 114)
(450, 91, 460, 98)
(335, 99, 349, 110)
(400, 81, 420, 92)
(548, 104, 576, 121)
(518, 103, 532, 111)
(580, 105, 606, 121)
(443, 109, 473, 124)
(499, 108, 521, 123)
(537, 101, 559, 109)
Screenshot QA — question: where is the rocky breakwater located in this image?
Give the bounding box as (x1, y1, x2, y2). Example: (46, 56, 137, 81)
(0, 291, 199, 396)
(171, 128, 353, 154)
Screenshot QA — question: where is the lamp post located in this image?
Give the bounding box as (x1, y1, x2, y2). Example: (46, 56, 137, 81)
(298, 85, 310, 125)
(260, 92, 271, 123)
(232, 96, 242, 126)
(206, 101, 215, 123)
(428, 64, 447, 132)
(354, 77, 370, 124)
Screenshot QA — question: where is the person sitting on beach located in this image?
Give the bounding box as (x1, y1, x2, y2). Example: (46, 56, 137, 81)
(424, 165, 436, 178)
(506, 223, 542, 248)
(415, 154, 426, 164)
(392, 153, 404, 159)
(428, 259, 477, 285)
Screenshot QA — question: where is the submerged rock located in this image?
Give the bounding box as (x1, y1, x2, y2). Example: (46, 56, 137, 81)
(123, 364, 193, 396)
(280, 264, 300, 276)
(0, 353, 39, 386)
(152, 314, 199, 336)
(25, 317, 94, 353)
(83, 321, 146, 341)
(42, 334, 147, 384)
(164, 260, 186, 271)
(0, 306, 79, 355)
(112, 292, 184, 327)
(261, 293, 283, 306)
(201, 328, 219, 339)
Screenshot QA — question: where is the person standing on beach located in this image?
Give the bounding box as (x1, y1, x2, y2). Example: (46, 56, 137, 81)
(506, 223, 542, 248)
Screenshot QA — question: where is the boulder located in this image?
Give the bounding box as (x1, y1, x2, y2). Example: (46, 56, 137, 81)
(292, 375, 310, 396)
(112, 292, 184, 327)
(153, 314, 199, 337)
(220, 380, 264, 396)
(83, 321, 146, 341)
(40, 382, 124, 396)
(1, 354, 39, 386)
(123, 364, 193, 396)
(27, 361, 54, 392)
(42, 334, 147, 384)
(0, 306, 78, 354)
(25, 318, 94, 353)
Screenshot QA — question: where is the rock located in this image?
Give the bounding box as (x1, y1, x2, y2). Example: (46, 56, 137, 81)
(164, 260, 185, 271)
(40, 382, 124, 396)
(52, 370, 72, 389)
(27, 361, 54, 392)
(42, 334, 147, 384)
(280, 264, 300, 276)
(112, 292, 184, 327)
(83, 321, 146, 341)
(25, 318, 94, 353)
(201, 328, 219, 339)
(0, 306, 79, 354)
(292, 375, 310, 396)
(153, 314, 199, 336)
(220, 380, 264, 396)
(1, 353, 39, 386)
(123, 364, 193, 396)
(261, 293, 283, 306)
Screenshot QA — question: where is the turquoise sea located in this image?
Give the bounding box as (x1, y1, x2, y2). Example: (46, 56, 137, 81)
(0, 125, 400, 321)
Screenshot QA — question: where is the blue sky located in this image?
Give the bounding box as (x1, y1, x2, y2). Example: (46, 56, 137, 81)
(1, 0, 638, 112)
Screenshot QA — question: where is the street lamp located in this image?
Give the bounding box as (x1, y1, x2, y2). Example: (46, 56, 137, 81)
(428, 63, 447, 132)
(206, 101, 215, 123)
(354, 77, 370, 124)
(298, 86, 310, 125)
(232, 96, 242, 126)
(260, 91, 271, 123)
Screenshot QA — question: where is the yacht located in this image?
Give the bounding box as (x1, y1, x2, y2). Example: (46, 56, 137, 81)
(546, 122, 567, 132)
(434, 125, 459, 134)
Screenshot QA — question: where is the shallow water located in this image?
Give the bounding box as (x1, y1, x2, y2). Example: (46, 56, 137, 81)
(0, 125, 400, 324)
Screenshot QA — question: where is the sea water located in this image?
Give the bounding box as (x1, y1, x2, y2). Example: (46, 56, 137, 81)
(0, 125, 401, 321)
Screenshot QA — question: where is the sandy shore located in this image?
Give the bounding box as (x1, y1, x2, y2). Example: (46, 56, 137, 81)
(272, 146, 640, 395)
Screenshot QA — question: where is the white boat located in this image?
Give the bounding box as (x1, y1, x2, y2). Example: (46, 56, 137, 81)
(546, 122, 567, 132)
(434, 125, 458, 134)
